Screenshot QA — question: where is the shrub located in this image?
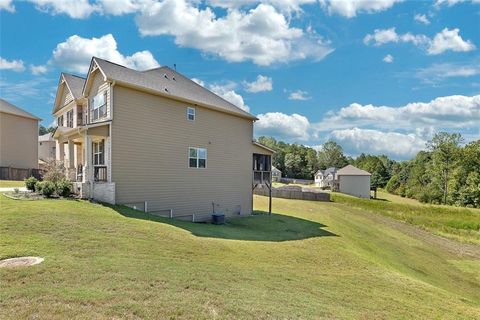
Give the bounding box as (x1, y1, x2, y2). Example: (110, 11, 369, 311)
(386, 175, 400, 194)
(56, 179, 73, 197)
(36, 181, 56, 198)
(42, 160, 66, 184)
(13, 188, 19, 194)
(24, 176, 38, 191)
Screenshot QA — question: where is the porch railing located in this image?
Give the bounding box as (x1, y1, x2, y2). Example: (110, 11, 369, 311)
(76, 166, 83, 182)
(94, 166, 107, 182)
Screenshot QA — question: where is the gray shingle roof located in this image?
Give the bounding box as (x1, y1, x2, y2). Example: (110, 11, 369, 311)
(39, 133, 54, 142)
(337, 165, 371, 176)
(0, 98, 41, 120)
(92, 57, 256, 120)
(63, 73, 85, 99)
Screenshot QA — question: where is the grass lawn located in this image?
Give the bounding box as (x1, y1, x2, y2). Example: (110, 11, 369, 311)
(0, 180, 24, 188)
(331, 191, 480, 245)
(1, 195, 480, 319)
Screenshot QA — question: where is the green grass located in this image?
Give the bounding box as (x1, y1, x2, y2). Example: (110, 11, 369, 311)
(1, 195, 480, 319)
(0, 180, 24, 188)
(331, 191, 480, 244)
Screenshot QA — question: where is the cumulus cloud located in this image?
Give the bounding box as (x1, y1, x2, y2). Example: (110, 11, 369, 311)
(207, 0, 316, 13)
(209, 82, 250, 112)
(364, 27, 475, 55)
(243, 75, 273, 93)
(135, 1, 333, 66)
(288, 90, 310, 100)
(435, 0, 480, 7)
(319, 0, 401, 18)
(330, 128, 426, 159)
(427, 28, 476, 55)
(0, 0, 14, 12)
(320, 95, 480, 131)
(0, 57, 25, 72)
(255, 112, 313, 140)
(30, 64, 48, 75)
(415, 62, 480, 84)
(26, 0, 98, 19)
(383, 54, 394, 63)
(50, 34, 159, 73)
(414, 13, 430, 24)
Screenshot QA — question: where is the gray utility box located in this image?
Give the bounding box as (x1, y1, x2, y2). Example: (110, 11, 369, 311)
(212, 213, 225, 225)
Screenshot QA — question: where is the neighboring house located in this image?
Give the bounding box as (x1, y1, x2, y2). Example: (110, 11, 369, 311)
(0, 98, 40, 169)
(314, 167, 338, 188)
(53, 57, 273, 218)
(272, 166, 282, 181)
(38, 133, 56, 162)
(337, 165, 371, 199)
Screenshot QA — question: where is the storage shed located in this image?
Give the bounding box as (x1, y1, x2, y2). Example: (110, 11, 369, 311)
(337, 165, 371, 199)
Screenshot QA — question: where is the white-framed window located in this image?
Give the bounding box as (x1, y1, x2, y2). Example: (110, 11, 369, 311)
(187, 107, 195, 121)
(189, 147, 206, 168)
(93, 140, 105, 165)
(91, 91, 107, 121)
(66, 110, 74, 127)
(57, 115, 64, 127)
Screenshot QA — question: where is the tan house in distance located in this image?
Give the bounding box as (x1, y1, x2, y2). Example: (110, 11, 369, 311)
(53, 57, 273, 219)
(38, 133, 56, 163)
(0, 98, 40, 170)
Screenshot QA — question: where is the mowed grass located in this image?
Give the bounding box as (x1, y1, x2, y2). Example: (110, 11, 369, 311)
(331, 191, 480, 244)
(0, 180, 24, 188)
(1, 195, 480, 319)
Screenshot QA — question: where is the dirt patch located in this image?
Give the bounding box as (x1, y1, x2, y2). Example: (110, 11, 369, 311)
(0, 257, 44, 268)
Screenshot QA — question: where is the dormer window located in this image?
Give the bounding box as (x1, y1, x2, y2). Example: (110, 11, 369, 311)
(187, 107, 195, 121)
(91, 91, 107, 121)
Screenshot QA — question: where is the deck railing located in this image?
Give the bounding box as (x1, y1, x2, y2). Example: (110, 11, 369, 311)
(253, 170, 271, 186)
(94, 166, 107, 182)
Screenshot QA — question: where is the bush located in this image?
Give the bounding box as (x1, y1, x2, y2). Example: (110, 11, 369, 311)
(24, 176, 38, 191)
(56, 179, 73, 197)
(386, 175, 400, 194)
(42, 160, 66, 184)
(36, 181, 56, 198)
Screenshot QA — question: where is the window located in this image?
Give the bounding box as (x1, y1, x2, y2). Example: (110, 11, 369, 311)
(189, 147, 206, 168)
(187, 107, 195, 121)
(91, 91, 107, 121)
(66, 110, 74, 128)
(57, 115, 64, 127)
(93, 140, 105, 165)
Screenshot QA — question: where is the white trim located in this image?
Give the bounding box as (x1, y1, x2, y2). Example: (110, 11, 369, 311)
(187, 106, 195, 121)
(188, 147, 207, 169)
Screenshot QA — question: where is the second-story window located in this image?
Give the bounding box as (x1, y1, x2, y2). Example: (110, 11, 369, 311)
(66, 110, 74, 128)
(187, 107, 195, 121)
(57, 115, 64, 127)
(91, 91, 107, 121)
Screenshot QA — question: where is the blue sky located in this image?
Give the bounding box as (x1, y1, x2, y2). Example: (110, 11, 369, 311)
(1, 0, 479, 159)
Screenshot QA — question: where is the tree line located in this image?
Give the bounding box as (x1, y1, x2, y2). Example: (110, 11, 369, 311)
(257, 132, 480, 208)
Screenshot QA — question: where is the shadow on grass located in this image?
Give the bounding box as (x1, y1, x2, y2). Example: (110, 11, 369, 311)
(111, 205, 337, 242)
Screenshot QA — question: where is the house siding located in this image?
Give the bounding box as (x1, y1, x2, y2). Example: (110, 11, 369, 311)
(0, 112, 38, 169)
(111, 85, 255, 216)
(338, 175, 371, 199)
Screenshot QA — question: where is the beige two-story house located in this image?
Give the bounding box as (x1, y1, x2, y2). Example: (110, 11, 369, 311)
(53, 57, 273, 219)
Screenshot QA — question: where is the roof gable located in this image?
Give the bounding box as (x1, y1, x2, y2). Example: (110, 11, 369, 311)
(337, 165, 371, 176)
(52, 73, 86, 114)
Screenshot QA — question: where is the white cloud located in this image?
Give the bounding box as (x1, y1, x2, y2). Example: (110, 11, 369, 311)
(50, 34, 159, 73)
(414, 13, 430, 24)
(243, 75, 273, 93)
(319, 0, 401, 18)
(415, 62, 480, 83)
(96, 0, 144, 15)
(288, 90, 310, 100)
(209, 82, 250, 112)
(30, 64, 48, 75)
(330, 128, 426, 159)
(364, 27, 475, 55)
(207, 0, 317, 13)
(321, 95, 480, 131)
(191, 78, 205, 87)
(435, 0, 480, 7)
(427, 28, 476, 55)
(135, 1, 333, 66)
(26, 0, 98, 19)
(0, 0, 14, 12)
(255, 112, 312, 140)
(0, 57, 25, 72)
(383, 54, 394, 63)
(363, 27, 429, 47)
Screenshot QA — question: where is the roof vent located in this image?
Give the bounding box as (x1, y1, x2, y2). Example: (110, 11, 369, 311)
(164, 87, 169, 92)
(163, 73, 168, 79)
(172, 76, 176, 81)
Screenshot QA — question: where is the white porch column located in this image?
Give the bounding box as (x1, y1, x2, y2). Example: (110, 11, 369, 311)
(84, 134, 92, 183)
(56, 140, 64, 162)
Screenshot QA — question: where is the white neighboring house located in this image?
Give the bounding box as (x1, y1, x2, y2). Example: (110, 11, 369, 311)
(272, 166, 282, 181)
(38, 133, 56, 163)
(337, 165, 371, 199)
(314, 167, 338, 188)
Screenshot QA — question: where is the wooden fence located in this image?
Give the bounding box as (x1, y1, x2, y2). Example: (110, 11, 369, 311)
(0, 167, 43, 181)
(254, 185, 330, 202)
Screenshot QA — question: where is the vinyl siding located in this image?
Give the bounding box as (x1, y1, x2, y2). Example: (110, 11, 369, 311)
(0, 112, 38, 168)
(111, 85, 254, 216)
(338, 175, 371, 199)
